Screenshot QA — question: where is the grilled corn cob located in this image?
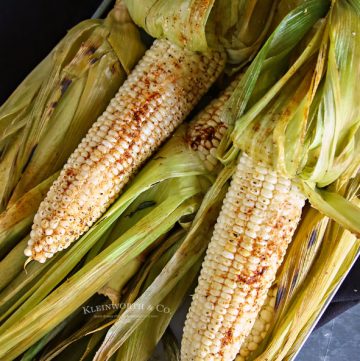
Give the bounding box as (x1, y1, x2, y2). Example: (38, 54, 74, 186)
(181, 153, 305, 360)
(235, 286, 277, 361)
(24, 39, 226, 263)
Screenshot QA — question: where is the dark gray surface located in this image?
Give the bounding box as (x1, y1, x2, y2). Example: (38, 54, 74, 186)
(296, 303, 360, 361)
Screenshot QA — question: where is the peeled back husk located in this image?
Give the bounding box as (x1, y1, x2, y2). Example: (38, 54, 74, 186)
(124, 0, 278, 65)
(0, 2, 145, 210)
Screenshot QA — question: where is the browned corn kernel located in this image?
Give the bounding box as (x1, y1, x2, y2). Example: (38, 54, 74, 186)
(186, 79, 238, 171)
(25, 39, 226, 263)
(181, 153, 305, 360)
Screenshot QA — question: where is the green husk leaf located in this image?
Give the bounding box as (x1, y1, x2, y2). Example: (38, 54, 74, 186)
(97, 257, 143, 304)
(115, 257, 200, 361)
(9, 7, 145, 204)
(112, 233, 186, 360)
(0, 51, 53, 143)
(0, 172, 57, 257)
(300, 0, 360, 186)
(0, 20, 99, 209)
(217, 0, 329, 164)
(93, 164, 233, 359)
(224, 0, 328, 124)
(124, 0, 215, 52)
(0, 133, 22, 210)
(120, 229, 187, 306)
(20, 320, 69, 361)
(301, 181, 360, 236)
(124, 0, 281, 64)
(39, 302, 116, 361)
(204, 0, 277, 65)
(0, 125, 208, 327)
(105, 1, 146, 74)
(80, 330, 108, 361)
(0, 191, 199, 360)
(9, 54, 114, 202)
(273, 206, 328, 321)
(255, 202, 360, 361)
(0, 252, 61, 322)
(0, 236, 29, 292)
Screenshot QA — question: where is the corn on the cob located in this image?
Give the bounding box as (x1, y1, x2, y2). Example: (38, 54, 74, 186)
(24, 39, 226, 263)
(181, 153, 305, 361)
(235, 286, 277, 361)
(186, 80, 238, 171)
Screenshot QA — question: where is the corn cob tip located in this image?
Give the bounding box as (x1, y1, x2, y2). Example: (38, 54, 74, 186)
(27, 39, 226, 263)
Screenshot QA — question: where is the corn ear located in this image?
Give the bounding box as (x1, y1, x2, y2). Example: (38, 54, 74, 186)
(25, 39, 225, 263)
(181, 153, 305, 360)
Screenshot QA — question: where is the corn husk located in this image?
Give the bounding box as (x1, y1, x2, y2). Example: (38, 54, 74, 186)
(36, 230, 184, 361)
(252, 202, 359, 360)
(114, 230, 198, 361)
(0, 121, 216, 359)
(0, 2, 145, 211)
(93, 164, 233, 360)
(218, 0, 360, 235)
(0, 172, 57, 257)
(124, 0, 278, 65)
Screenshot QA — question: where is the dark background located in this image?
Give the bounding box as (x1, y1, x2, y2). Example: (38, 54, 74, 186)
(0, 0, 106, 104)
(0, 0, 359, 327)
